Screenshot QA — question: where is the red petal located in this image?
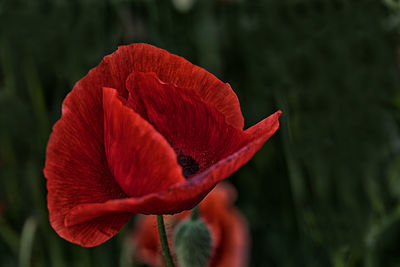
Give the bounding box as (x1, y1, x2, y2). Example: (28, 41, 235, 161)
(125, 72, 251, 173)
(64, 111, 281, 226)
(245, 110, 283, 138)
(63, 213, 131, 247)
(103, 87, 185, 197)
(44, 80, 130, 246)
(98, 43, 244, 129)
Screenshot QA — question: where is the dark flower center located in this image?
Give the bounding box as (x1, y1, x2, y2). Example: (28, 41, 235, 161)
(177, 154, 199, 179)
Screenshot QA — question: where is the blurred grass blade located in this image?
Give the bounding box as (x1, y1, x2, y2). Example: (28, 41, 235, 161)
(24, 59, 50, 140)
(0, 42, 16, 95)
(275, 91, 305, 210)
(19, 217, 37, 267)
(120, 238, 134, 267)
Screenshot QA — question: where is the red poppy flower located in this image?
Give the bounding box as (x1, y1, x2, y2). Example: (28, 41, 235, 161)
(44, 43, 281, 247)
(132, 183, 249, 267)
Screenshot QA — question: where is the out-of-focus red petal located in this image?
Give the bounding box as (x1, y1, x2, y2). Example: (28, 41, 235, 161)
(125, 72, 251, 173)
(103, 87, 185, 197)
(44, 79, 130, 247)
(132, 215, 162, 267)
(64, 111, 281, 227)
(97, 43, 244, 129)
(201, 184, 249, 267)
(212, 209, 249, 267)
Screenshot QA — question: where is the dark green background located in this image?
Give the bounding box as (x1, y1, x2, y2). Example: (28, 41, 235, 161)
(1, 0, 400, 266)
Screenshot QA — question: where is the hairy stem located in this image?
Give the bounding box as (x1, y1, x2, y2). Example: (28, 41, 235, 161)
(157, 215, 176, 267)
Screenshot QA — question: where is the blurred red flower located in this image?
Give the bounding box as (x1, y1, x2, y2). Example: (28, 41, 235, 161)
(132, 183, 249, 267)
(44, 43, 281, 247)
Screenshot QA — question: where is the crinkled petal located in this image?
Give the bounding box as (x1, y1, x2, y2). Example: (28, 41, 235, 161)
(125, 72, 251, 172)
(98, 43, 244, 129)
(103, 87, 185, 197)
(44, 79, 130, 247)
(64, 111, 281, 226)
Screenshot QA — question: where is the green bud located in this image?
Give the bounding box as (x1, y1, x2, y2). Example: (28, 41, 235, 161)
(173, 218, 212, 267)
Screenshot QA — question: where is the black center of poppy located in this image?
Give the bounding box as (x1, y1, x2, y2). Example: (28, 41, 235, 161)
(177, 154, 199, 179)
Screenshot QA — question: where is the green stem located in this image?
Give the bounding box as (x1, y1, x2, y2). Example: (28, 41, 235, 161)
(191, 206, 200, 220)
(156, 215, 176, 267)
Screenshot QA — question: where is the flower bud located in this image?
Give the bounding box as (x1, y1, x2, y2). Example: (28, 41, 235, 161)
(173, 217, 212, 267)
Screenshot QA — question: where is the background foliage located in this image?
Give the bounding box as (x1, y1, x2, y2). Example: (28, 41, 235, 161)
(1, 0, 400, 266)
